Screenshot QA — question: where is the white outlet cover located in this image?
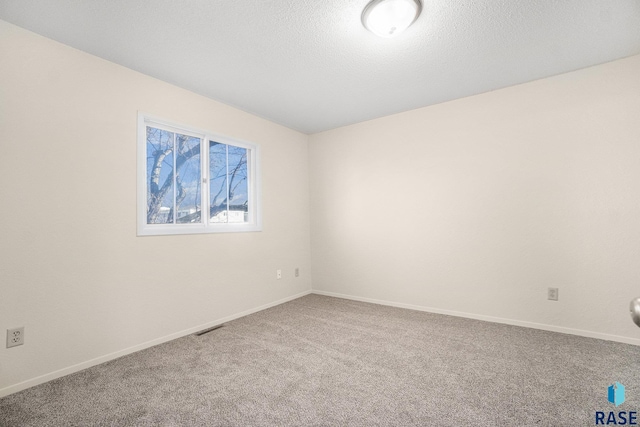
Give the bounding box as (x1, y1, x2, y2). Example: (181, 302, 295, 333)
(7, 327, 25, 348)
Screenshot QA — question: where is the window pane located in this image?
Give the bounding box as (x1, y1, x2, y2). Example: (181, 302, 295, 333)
(146, 127, 174, 224)
(176, 135, 201, 224)
(227, 145, 248, 223)
(209, 142, 228, 222)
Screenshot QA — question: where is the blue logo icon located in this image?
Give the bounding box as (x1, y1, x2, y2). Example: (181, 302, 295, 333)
(608, 382, 626, 407)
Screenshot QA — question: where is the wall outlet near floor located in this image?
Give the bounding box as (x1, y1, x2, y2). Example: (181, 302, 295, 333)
(276, 269, 282, 280)
(7, 327, 24, 348)
(548, 287, 559, 301)
(295, 268, 299, 277)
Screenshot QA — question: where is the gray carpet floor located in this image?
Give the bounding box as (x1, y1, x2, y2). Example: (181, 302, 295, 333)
(1, 294, 639, 426)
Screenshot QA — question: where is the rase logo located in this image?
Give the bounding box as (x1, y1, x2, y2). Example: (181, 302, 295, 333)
(596, 382, 637, 425)
(610, 383, 627, 407)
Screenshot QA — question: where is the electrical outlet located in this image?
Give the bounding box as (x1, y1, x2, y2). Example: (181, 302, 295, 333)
(7, 327, 24, 348)
(548, 287, 559, 301)
(276, 269, 282, 280)
(295, 268, 299, 277)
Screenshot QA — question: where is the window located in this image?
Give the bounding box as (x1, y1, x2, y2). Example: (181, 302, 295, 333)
(137, 114, 261, 236)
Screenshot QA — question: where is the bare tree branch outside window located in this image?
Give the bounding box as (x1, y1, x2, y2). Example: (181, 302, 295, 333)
(145, 126, 248, 225)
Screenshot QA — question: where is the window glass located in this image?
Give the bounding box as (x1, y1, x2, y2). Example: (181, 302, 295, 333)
(146, 127, 176, 225)
(209, 142, 249, 223)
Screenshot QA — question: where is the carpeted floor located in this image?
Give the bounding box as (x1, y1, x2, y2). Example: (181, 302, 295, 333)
(1, 294, 639, 426)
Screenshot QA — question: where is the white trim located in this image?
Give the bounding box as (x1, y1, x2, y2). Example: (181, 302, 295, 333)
(0, 290, 312, 398)
(137, 112, 262, 236)
(311, 290, 640, 347)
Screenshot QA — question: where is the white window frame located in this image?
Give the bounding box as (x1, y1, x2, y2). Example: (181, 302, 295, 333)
(137, 113, 262, 236)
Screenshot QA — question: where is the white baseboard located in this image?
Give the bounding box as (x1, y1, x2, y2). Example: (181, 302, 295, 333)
(0, 290, 312, 399)
(312, 290, 640, 347)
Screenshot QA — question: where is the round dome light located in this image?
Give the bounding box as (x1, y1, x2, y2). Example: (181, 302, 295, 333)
(362, 0, 422, 38)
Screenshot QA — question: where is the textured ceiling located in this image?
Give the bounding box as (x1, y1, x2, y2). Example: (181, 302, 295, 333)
(1, 1, 640, 134)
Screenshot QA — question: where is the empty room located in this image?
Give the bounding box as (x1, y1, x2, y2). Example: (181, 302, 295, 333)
(1, 1, 640, 425)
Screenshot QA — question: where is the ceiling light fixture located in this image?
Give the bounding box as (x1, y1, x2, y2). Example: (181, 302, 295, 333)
(362, 0, 422, 38)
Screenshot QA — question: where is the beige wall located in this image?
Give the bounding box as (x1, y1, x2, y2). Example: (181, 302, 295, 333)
(0, 20, 311, 396)
(309, 54, 640, 345)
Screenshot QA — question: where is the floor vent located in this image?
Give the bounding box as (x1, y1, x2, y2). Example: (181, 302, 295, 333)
(195, 324, 225, 336)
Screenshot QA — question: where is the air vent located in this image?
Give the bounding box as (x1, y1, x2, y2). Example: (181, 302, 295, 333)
(195, 324, 225, 336)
